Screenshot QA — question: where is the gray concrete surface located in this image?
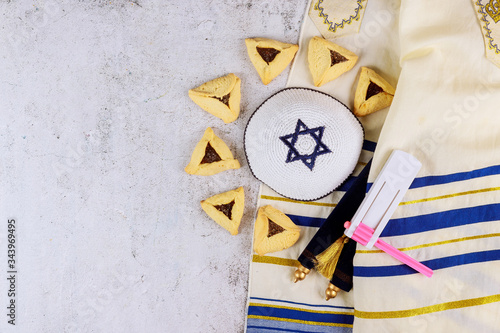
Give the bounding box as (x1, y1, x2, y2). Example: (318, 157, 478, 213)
(0, 0, 307, 332)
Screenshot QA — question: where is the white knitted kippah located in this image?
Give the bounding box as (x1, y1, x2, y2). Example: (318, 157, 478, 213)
(244, 88, 364, 201)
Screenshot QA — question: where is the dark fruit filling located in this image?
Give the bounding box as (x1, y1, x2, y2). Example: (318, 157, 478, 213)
(213, 93, 230, 107)
(330, 50, 347, 66)
(366, 81, 384, 100)
(257, 47, 281, 64)
(214, 200, 235, 220)
(201, 143, 222, 164)
(267, 219, 285, 237)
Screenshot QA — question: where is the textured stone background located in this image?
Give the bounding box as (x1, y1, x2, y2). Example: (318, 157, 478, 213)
(0, 0, 306, 332)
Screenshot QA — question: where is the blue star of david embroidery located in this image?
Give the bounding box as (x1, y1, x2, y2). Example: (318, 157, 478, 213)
(279, 119, 332, 171)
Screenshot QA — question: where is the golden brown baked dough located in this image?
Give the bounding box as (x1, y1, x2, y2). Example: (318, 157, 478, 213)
(253, 205, 301, 256)
(245, 38, 299, 85)
(354, 67, 395, 117)
(307, 36, 358, 87)
(185, 127, 240, 176)
(188, 73, 241, 123)
(201, 187, 244, 235)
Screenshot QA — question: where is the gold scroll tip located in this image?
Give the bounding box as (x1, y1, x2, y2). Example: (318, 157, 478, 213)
(293, 264, 311, 283)
(325, 283, 340, 300)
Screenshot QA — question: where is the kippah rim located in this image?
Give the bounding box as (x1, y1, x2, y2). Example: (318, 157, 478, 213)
(244, 87, 364, 202)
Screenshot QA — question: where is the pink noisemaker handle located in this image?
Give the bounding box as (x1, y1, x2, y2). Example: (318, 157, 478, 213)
(344, 221, 433, 277)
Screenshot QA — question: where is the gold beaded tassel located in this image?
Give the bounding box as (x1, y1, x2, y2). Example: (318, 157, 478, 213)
(315, 235, 349, 280)
(293, 235, 349, 300)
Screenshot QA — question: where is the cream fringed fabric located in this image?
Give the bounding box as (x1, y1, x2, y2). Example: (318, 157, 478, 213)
(246, 0, 500, 332)
(353, 0, 500, 332)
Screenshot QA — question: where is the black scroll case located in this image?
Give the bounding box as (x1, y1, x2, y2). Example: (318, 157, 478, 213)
(297, 160, 372, 292)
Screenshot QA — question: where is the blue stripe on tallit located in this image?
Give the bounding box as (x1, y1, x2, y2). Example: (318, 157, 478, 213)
(249, 297, 354, 310)
(354, 249, 500, 277)
(246, 318, 352, 333)
(287, 214, 326, 228)
(409, 164, 500, 189)
(381, 203, 500, 237)
(367, 164, 500, 192)
(247, 326, 324, 333)
(248, 305, 354, 325)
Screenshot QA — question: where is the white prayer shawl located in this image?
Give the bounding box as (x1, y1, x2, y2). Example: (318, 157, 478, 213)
(245, 0, 500, 332)
(354, 0, 500, 332)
